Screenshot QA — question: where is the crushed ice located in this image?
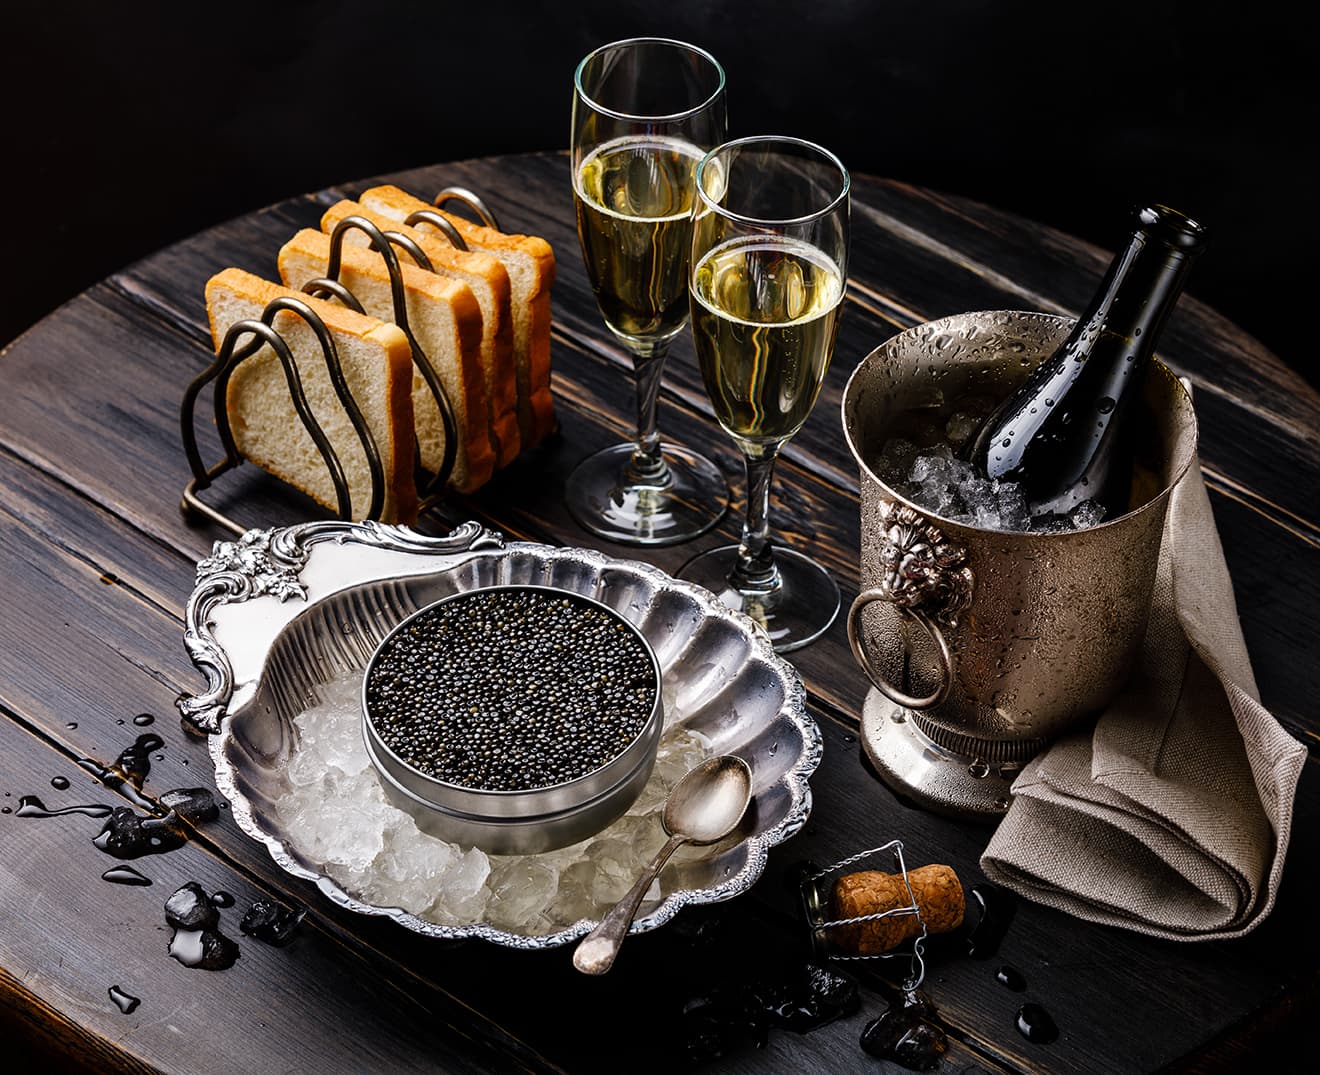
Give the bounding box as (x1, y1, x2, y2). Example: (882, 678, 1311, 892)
(276, 674, 712, 935)
(872, 430, 1106, 534)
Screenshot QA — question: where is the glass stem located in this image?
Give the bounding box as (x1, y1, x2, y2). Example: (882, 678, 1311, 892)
(730, 441, 783, 595)
(626, 344, 670, 485)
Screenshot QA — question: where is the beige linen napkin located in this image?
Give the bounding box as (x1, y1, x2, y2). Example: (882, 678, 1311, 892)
(980, 456, 1308, 940)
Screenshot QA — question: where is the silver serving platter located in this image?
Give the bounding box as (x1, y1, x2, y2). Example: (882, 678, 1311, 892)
(178, 520, 822, 949)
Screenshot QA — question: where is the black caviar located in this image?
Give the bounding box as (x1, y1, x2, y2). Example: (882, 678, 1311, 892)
(365, 589, 658, 792)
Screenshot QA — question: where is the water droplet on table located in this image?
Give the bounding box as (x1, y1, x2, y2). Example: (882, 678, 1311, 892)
(994, 965, 1027, 991)
(108, 985, 140, 1014)
(966, 883, 1016, 959)
(1015, 1003, 1058, 1044)
(102, 865, 152, 887)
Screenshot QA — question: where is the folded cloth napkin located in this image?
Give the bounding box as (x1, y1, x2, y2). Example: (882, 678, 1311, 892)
(981, 456, 1308, 940)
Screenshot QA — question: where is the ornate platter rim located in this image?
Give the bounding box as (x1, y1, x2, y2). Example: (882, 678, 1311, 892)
(179, 520, 822, 949)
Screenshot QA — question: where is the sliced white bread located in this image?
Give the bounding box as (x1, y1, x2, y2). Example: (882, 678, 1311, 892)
(320, 200, 521, 470)
(277, 228, 494, 494)
(204, 268, 418, 525)
(360, 184, 557, 448)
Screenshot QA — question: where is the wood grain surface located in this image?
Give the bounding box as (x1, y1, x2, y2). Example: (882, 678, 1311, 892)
(1, 151, 1315, 1074)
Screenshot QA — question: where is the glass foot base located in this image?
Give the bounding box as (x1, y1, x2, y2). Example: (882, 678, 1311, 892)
(676, 545, 840, 653)
(565, 442, 729, 547)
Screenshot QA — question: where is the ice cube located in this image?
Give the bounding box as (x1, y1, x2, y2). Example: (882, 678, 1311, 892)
(994, 482, 1031, 533)
(958, 476, 997, 513)
(585, 837, 640, 905)
(165, 881, 219, 931)
(871, 437, 918, 484)
(944, 412, 981, 449)
(285, 745, 329, 788)
(548, 860, 600, 925)
(240, 898, 305, 946)
(159, 787, 219, 825)
(485, 858, 561, 931)
(1071, 500, 1107, 530)
(909, 454, 950, 484)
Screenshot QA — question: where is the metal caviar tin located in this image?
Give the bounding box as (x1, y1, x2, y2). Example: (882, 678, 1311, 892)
(361, 585, 664, 853)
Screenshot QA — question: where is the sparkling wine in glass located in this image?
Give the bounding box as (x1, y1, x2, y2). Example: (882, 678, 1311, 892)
(678, 137, 849, 652)
(568, 38, 730, 545)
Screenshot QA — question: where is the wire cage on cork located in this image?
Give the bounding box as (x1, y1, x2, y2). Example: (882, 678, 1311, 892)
(799, 840, 965, 993)
(179, 188, 503, 536)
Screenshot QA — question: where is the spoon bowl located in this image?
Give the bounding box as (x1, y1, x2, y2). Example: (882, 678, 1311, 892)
(573, 754, 753, 975)
(663, 755, 755, 845)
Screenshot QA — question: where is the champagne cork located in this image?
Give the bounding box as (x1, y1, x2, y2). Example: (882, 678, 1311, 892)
(828, 864, 964, 956)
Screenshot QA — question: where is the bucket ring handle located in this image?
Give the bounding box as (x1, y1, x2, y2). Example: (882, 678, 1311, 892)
(847, 596, 953, 710)
(846, 500, 972, 710)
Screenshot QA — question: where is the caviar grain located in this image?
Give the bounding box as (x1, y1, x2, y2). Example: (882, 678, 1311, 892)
(365, 590, 657, 792)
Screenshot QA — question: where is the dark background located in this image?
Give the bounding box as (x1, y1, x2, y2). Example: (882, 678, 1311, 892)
(5, 1, 1312, 387)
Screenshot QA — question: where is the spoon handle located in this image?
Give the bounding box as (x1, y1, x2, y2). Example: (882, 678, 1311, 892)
(572, 833, 686, 975)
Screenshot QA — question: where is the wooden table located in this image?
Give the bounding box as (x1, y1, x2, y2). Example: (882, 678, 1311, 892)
(2, 152, 1317, 1075)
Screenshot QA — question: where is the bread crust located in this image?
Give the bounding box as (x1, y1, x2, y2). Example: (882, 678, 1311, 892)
(204, 267, 418, 524)
(320, 201, 523, 469)
(276, 229, 497, 494)
(365, 184, 555, 284)
(360, 185, 557, 447)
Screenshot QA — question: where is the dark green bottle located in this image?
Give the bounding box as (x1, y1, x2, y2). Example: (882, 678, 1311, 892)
(966, 204, 1206, 521)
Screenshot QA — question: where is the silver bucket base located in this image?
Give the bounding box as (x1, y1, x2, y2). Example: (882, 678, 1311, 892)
(861, 688, 1020, 821)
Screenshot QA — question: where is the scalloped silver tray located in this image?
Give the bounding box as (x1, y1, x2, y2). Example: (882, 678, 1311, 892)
(178, 520, 822, 949)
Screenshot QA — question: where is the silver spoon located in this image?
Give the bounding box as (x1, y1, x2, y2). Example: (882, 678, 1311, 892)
(572, 754, 753, 975)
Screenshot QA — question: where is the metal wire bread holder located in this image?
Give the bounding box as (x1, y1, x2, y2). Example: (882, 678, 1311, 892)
(179, 185, 505, 536)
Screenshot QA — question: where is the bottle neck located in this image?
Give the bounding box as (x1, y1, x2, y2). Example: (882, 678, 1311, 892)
(1071, 211, 1206, 364)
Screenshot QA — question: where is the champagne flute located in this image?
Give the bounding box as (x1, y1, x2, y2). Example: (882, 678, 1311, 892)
(568, 38, 730, 545)
(678, 137, 849, 652)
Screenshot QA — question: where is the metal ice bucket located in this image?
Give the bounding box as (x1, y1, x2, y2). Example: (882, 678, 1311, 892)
(841, 310, 1197, 819)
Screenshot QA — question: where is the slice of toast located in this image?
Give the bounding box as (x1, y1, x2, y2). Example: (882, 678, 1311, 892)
(204, 268, 418, 524)
(359, 185, 557, 449)
(277, 228, 495, 494)
(320, 200, 521, 470)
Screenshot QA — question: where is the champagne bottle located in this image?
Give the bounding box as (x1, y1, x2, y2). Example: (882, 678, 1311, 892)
(965, 204, 1206, 521)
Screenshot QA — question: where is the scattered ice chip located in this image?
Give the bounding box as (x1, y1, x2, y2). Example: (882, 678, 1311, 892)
(240, 898, 305, 946)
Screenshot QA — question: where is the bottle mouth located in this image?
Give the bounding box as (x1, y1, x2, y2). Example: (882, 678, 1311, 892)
(1137, 204, 1208, 250)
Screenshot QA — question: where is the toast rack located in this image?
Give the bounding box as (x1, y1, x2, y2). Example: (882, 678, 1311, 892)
(179, 187, 501, 536)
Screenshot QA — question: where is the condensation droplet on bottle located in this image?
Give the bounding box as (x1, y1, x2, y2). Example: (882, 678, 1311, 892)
(1097, 396, 1115, 414)
(1044, 398, 1054, 407)
(1001, 438, 1011, 448)
(1134, 327, 1142, 336)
